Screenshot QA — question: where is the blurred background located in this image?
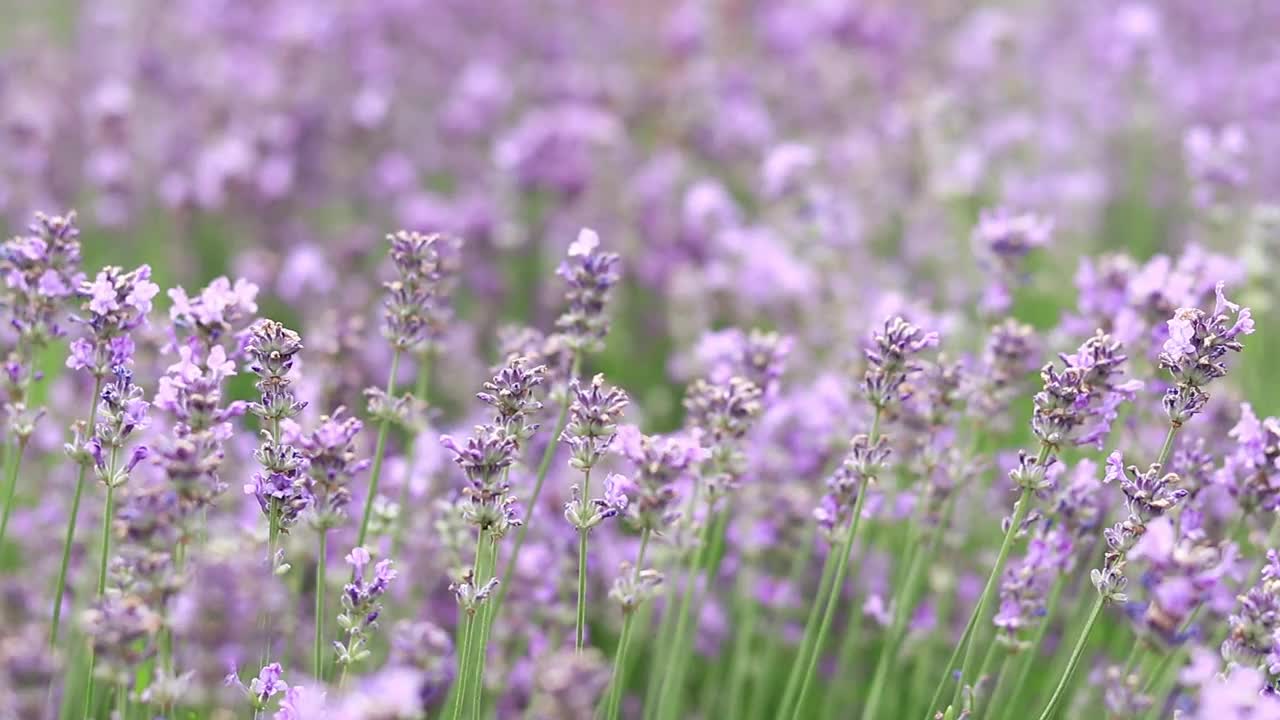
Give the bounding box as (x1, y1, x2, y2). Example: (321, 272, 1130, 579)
(2, 0, 1279, 425)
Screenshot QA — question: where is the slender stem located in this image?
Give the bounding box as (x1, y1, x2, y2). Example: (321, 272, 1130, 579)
(863, 496, 955, 720)
(575, 467, 593, 651)
(722, 572, 760, 720)
(643, 479, 705, 719)
(314, 530, 328, 679)
(653, 508, 720, 719)
(391, 350, 434, 558)
(755, 530, 826, 720)
(471, 533, 499, 720)
(949, 445, 1048, 709)
(49, 377, 105, 646)
(357, 350, 401, 547)
(664, 508, 733, 720)
(87, 446, 121, 720)
(972, 640, 1003, 714)
(787, 472, 870, 720)
(605, 529, 652, 720)
(0, 438, 28, 548)
(1037, 594, 1105, 720)
(493, 353, 581, 614)
(450, 614, 475, 720)
(774, 527, 837, 717)
(982, 651, 1012, 720)
(996, 574, 1067, 720)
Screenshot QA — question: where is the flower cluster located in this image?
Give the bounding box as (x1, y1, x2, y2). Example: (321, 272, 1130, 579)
(154, 342, 245, 513)
(295, 409, 368, 528)
(381, 230, 447, 353)
(562, 373, 629, 472)
(993, 526, 1072, 650)
(862, 316, 940, 409)
(613, 425, 707, 532)
(334, 547, 398, 670)
(167, 276, 259, 351)
(815, 434, 890, 541)
(684, 375, 762, 495)
(1223, 551, 1280, 680)
(81, 591, 163, 686)
(244, 320, 312, 537)
(477, 355, 547, 444)
(1158, 282, 1254, 424)
(1032, 330, 1142, 451)
(0, 211, 83, 348)
(89, 365, 151, 489)
(1216, 404, 1280, 513)
(226, 662, 289, 714)
(65, 264, 159, 377)
(555, 228, 622, 353)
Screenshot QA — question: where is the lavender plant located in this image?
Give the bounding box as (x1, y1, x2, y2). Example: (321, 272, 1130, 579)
(4, 3, 1280, 718)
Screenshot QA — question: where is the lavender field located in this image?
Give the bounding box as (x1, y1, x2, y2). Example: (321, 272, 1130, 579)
(3, 1, 1280, 718)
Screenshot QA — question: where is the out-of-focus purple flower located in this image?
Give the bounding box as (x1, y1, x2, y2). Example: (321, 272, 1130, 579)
(1216, 404, 1280, 513)
(816, 433, 890, 541)
(1, 210, 83, 347)
(167, 276, 258, 352)
(615, 425, 706, 531)
(390, 620, 455, 713)
(1183, 125, 1249, 207)
(1223, 550, 1280, 671)
(296, 408, 367, 528)
(526, 646, 611, 720)
(972, 207, 1053, 273)
(993, 526, 1072, 648)
(381, 230, 454, 354)
(555, 229, 622, 354)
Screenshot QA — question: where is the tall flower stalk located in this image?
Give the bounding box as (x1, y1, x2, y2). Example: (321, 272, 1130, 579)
(51, 261, 157, 648)
(243, 319, 311, 664)
(0, 212, 81, 549)
(493, 228, 620, 613)
(1037, 284, 1252, 719)
(561, 374, 630, 649)
(359, 230, 446, 547)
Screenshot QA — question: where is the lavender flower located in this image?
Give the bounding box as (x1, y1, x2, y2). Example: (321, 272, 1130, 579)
(1032, 330, 1142, 451)
(1158, 282, 1254, 425)
(381, 230, 446, 353)
(154, 343, 245, 513)
(389, 620, 456, 712)
(562, 374, 629, 472)
(441, 427, 523, 538)
(1127, 516, 1234, 646)
(244, 320, 312, 542)
(226, 662, 289, 713)
(862, 316, 940, 409)
(565, 472, 630, 532)
(614, 425, 707, 532)
(1217, 404, 1280, 513)
(684, 375, 762, 496)
(815, 434, 890, 541)
(555, 228, 622, 353)
(528, 647, 611, 720)
(478, 356, 548, 444)
(166, 276, 259, 351)
(81, 591, 162, 686)
(91, 365, 151, 488)
(0, 210, 83, 348)
(972, 207, 1053, 274)
(1223, 551, 1280, 674)
(993, 526, 1072, 650)
(296, 409, 368, 529)
(66, 264, 159, 377)
(334, 546, 398, 669)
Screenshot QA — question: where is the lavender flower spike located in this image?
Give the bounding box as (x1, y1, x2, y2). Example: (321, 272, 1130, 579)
(1159, 281, 1254, 425)
(555, 228, 622, 353)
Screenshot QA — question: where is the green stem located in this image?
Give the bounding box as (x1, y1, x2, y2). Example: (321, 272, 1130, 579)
(450, 614, 476, 720)
(773, 529, 837, 719)
(87, 447, 121, 720)
(949, 445, 1048, 710)
(995, 574, 1067, 720)
(786, 473, 870, 720)
(722, 574, 760, 720)
(1036, 594, 1105, 720)
(314, 530, 327, 679)
(49, 377, 105, 646)
(491, 352, 580, 614)
(471, 533, 499, 720)
(357, 350, 401, 547)
(575, 468, 593, 651)
(391, 351, 433, 558)
(0, 438, 28, 548)
(752, 528, 824, 720)
(982, 651, 1012, 719)
(605, 529, 652, 720)
(653, 508, 720, 719)
(862, 496, 955, 720)
(663, 508, 733, 720)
